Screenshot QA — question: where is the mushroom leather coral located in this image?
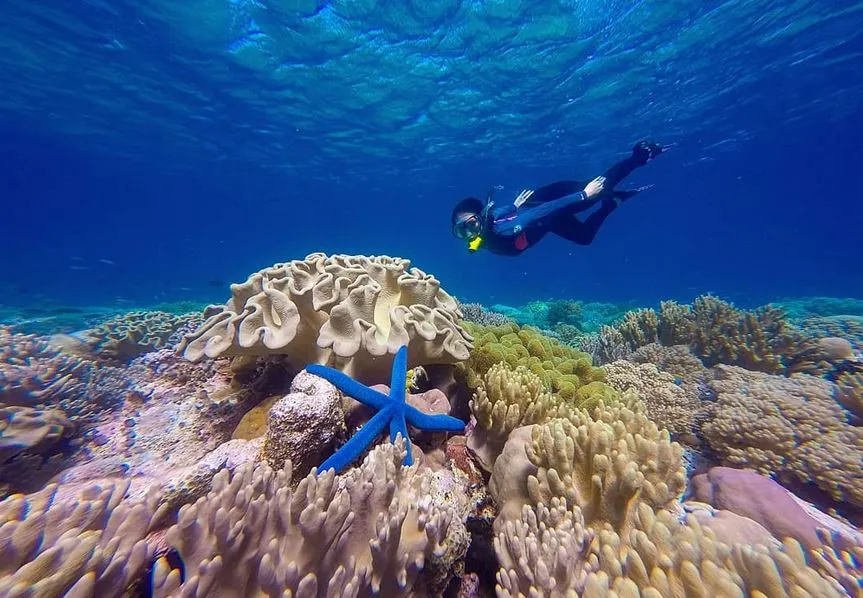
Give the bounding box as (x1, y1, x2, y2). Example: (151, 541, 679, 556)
(179, 253, 473, 384)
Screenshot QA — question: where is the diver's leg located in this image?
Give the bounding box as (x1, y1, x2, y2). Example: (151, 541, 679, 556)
(551, 199, 618, 245)
(600, 141, 665, 189)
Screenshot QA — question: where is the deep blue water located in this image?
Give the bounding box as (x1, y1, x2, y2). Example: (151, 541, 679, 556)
(2, 0, 862, 310)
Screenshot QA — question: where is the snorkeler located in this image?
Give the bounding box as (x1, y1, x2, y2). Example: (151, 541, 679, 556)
(451, 140, 670, 255)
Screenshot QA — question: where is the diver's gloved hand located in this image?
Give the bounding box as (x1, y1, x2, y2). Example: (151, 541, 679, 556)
(632, 140, 668, 164)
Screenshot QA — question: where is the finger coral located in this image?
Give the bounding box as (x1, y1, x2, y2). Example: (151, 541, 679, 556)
(583, 503, 845, 597)
(495, 494, 848, 597)
(0, 478, 164, 597)
(490, 399, 686, 543)
(179, 253, 473, 384)
(152, 439, 460, 597)
(494, 497, 594, 597)
(467, 362, 559, 472)
(524, 403, 686, 535)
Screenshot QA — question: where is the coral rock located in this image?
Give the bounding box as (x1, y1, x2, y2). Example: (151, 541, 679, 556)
(260, 370, 345, 478)
(691, 466, 863, 550)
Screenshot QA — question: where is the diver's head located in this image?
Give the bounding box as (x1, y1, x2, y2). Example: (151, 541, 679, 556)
(452, 197, 485, 250)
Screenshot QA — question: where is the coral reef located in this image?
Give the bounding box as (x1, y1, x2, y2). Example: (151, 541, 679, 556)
(82, 310, 202, 363)
(0, 404, 73, 463)
(459, 321, 613, 406)
(457, 301, 515, 327)
(0, 478, 165, 597)
(490, 398, 857, 597)
(602, 359, 704, 444)
(467, 362, 558, 472)
(836, 371, 863, 423)
(629, 342, 708, 380)
(488, 300, 629, 333)
(2, 281, 863, 597)
(587, 295, 825, 375)
(0, 326, 133, 426)
(489, 397, 686, 545)
(582, 503, 846, 597)
(701, 365, 863, 510)
(545, 299, 584, 329)
(179, 253, 473, 384)
(152, 440, 462, 597)
(798, 315, 863, 352)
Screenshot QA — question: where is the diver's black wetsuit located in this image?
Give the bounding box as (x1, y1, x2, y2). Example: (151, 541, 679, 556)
(479, 149, 654, 256)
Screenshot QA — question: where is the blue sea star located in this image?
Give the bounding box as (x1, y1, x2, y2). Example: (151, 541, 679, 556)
(306, 345, 466, 474)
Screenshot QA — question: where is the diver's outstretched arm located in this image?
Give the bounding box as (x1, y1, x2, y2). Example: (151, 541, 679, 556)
(491, 176, 605, 237)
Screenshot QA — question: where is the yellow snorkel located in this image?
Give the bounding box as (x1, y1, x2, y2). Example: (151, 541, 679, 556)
(468, 236, 483, 252)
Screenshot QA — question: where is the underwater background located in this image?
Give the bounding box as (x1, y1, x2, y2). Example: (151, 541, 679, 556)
(2, 1, 863, 597)
(2, 0, 862, 310)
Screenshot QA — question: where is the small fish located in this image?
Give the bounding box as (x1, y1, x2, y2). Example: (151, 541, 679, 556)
(70, 265, 90, 271)
(99, 259, 115, 265)
(179, 287, 192, 291)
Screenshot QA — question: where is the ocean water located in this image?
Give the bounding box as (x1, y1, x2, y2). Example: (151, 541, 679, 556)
(2, 0, 861, 309)
(4, 3, 863, 596)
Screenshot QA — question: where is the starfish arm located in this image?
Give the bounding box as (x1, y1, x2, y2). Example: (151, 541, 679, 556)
(305, 364, 389, 411)
(318, 406, 394, 474)
(403, 404, 466, 432)
(389, 415, 414, 467)
(389, 345, 408, 404)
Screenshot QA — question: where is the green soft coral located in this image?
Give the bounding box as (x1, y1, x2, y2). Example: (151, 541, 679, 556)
(460, 322, 614, 407)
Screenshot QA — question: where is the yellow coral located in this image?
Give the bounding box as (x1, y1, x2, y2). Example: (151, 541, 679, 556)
(582, 504, 844, 597)
(489, 398, 686, 544)
(461, 322, 614, 406)
(468, 362, 559, 471)
(525, 403, 686, 536)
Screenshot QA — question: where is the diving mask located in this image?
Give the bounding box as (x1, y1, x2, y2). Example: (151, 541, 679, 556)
(452, 214, 482, 241)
